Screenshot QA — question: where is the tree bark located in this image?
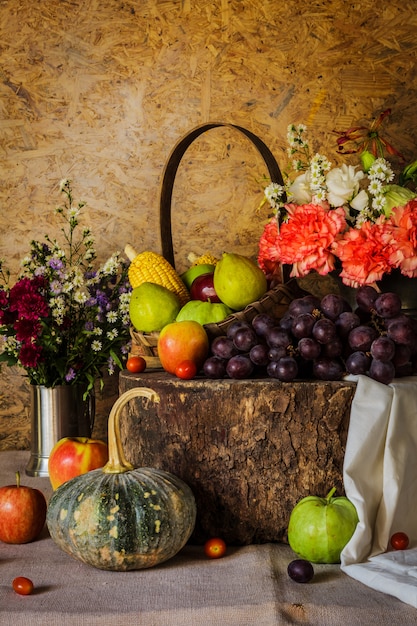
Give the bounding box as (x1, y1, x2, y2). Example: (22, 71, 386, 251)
(119, 371, 356, 545)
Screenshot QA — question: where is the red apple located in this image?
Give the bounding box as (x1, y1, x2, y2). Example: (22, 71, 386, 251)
(0, 471, 47, 544)
(48, 437, 109, 490)
(190, 273, 221, 303)
(157, 320, 209, 375)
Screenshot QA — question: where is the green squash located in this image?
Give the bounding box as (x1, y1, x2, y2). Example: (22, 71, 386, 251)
(46, 388, 196, 571)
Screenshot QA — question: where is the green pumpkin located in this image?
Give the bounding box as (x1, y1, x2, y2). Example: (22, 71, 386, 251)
(46, 388, 196, 571)
(176, 299, 232, 325)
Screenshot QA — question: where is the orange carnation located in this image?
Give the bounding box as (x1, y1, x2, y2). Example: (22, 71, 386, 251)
(334, 219, 395, 287)
(258, 217, 281, 274)
(386, 199, 417, 277)
(275, 203, 346, 278)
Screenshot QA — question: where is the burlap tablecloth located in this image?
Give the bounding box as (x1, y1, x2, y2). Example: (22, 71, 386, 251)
(1, 449, 416, 625)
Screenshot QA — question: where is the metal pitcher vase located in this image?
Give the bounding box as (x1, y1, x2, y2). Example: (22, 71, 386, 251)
(25, 384, 95, 478)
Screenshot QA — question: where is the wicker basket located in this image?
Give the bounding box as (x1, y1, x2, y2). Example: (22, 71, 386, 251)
(130, 122, 301, 367)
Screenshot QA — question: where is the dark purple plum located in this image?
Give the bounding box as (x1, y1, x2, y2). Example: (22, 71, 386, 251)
(233, 326, 258, 352)
(312, 318, 337, 344)
(370, 336, 396, 362)
(291, 313, 316, 339)
(268, 346, 287, 361)
(345, 351, 371, 375)
(355, 285, 379, 312)
(322, 337, 343, 358)
(386, 316, 415, 345)
(226, 320, 252, 340)
(266, 356, 298, 381)
(335, 311, 361, 337)
(226, 354, 254, 379)
(297, 337, 321, 360)
(320, 293, 351, 320)
(287, 559, 314, 584)
(288, 297, 318, 317)
(211, 336, 238, 359)
(374, 292, 402, 319)
(279, 313, 294, 332)
(203, 356, 227, 379)
(251, 313, 276, 338)
(265, 326, 292, 349)
(312, 358, 344, 380)
(249, 343, 270, 366)
(348, 325, 378, 352)
(369, 359, 395, 384)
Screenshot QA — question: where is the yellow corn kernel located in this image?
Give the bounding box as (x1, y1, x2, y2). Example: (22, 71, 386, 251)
(125, 245, 190, 306)
(187, 252, 219, 266)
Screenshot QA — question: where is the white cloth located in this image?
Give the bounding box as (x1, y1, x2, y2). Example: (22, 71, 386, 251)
(341, 374, 417, 608)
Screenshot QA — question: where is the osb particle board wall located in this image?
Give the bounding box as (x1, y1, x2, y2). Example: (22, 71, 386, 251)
(1, 0, 417, 449)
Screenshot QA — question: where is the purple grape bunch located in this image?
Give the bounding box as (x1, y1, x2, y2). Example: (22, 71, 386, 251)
(202, 286, 417, 384)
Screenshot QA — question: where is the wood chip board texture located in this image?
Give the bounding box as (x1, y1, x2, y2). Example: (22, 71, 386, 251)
(1, 0, 417, 448)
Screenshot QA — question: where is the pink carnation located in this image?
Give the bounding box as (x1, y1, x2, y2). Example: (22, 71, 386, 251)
(333, 218, 396, 287)
(274, 203, 347, 278)
(385, 199, 417, 277)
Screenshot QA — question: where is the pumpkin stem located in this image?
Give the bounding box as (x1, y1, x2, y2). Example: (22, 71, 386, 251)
(102, 387, 160, 474)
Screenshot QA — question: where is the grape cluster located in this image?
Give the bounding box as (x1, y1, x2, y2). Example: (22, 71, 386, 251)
(202, 285, 417, 385)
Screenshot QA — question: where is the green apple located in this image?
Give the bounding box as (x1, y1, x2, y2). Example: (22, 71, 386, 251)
(176, 300, 232, 325)
(129, 282, 181, 332)
(180, 264, 215, 290)
(287, 487, 358, 564)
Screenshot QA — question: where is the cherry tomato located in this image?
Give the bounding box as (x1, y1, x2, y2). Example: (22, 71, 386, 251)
(12, 577, 34, 595)
(390, 531, 410, 550)
(175, 360, 197, 380)
(204, 537, 227, 559)
(126, 356, 146, 373)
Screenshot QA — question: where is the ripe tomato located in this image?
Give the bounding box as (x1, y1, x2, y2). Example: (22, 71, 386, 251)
(204, 537, 227, 559)
(12, 577, 34, 595)
(175, 360, 197, 379)
(390, 531, 410, 550)
(126, 356, 146, 373)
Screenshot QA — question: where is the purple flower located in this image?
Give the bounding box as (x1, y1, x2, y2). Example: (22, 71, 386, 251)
(65, 368, 76, 382)
(48, 258, 64, 271)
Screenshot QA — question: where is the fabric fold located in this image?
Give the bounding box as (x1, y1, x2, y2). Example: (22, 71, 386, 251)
(341, 375, 417, 607)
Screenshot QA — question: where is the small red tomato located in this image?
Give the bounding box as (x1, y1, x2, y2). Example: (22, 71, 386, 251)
(12, 577, 34, 595)
(204, 537, 227, 559)
(126, 356, 146, 373)
(175, 360, 198, 380)
(390, 531, 410, 550)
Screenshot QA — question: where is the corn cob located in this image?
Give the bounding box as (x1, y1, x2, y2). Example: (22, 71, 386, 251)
(187, 252, 219, 266)
(125, 244, 190, 306)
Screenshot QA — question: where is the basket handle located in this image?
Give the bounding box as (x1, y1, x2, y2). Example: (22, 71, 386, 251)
(159, 122, 284, 268)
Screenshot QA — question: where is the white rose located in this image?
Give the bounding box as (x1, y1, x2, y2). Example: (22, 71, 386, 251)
(326, 164, 365, 207)
(349, 189, 369, 212)
(288, 172, 313, 204)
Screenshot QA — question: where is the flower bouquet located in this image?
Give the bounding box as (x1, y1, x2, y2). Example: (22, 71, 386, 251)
(258, 111, 417, 289)
(0, 180, 131, 393)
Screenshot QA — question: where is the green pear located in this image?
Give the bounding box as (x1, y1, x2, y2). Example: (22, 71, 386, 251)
(129, 282, 181, 332)
(213, 253, 267, 310)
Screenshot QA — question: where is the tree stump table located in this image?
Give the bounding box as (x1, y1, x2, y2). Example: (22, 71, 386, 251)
(119, 371, 357, 545)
